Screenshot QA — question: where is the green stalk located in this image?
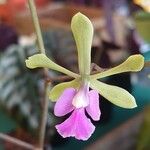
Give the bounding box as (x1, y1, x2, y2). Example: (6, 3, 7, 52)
(28, 0, 48, 149)
(28, 0, 45, 54)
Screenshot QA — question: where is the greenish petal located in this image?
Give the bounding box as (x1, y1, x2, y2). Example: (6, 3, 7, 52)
(71, 13, 93, 76)
(49, 79, 80, 101)
(90, 79, 137, 108)
(91, 54, 144, 79)
(25, 54, 79, 78)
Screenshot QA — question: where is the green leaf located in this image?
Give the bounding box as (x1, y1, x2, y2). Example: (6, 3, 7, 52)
(91, 54, 144, 79)
(71, 13, 93, 76)
(49, 79, 80, 101)
(25, 54, 79, 78)
(90, 79, 137, 108)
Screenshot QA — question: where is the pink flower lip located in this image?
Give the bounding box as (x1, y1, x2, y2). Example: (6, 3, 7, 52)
(54, 86, 101, 140)
(56, 108, 95, 141)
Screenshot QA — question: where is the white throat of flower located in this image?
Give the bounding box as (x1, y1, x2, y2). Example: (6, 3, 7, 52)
(72, 83, 90, 108)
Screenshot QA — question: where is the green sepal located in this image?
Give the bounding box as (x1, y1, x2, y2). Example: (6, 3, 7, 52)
(71, 13, 93, 76)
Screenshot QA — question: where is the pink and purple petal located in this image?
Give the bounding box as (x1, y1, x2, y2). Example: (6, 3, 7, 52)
(54, 88, 76, 117)
(55, 108, 95, 141)
(86, 90, 101, 121)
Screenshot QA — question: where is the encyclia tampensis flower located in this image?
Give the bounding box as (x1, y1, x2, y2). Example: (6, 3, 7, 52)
(26, 13, 144, 140)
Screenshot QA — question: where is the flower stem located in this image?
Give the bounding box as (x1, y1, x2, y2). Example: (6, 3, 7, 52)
(28, 0, 45, 54)
(28, 0, 49, 149)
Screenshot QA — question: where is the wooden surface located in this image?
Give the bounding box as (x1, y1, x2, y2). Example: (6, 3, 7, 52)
(14, 2, 104, 35)
(85, 112, 144, 150)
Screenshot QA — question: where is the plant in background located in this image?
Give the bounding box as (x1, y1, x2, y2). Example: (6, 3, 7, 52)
(26, 13, 144, 140)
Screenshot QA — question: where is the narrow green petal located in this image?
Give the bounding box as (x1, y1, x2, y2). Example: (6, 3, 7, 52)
(91, 54, 144, 79)
(25, 54, 79, 78)
(71, 13, 93, 76)
(49, 79, 80, 101)
(90, 79, 137, 108)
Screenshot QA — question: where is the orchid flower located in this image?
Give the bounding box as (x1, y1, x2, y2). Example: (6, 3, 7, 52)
(25, 13, 144, 140)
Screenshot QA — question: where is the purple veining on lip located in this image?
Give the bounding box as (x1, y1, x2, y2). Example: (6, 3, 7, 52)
(54, 84, 101, 140)
(56, 108, 95, 140)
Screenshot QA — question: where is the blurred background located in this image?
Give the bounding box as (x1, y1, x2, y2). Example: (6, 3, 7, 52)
(0, 0, 150, 150)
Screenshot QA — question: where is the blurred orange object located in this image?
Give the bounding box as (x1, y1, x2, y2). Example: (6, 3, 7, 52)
(0, 3, 13, 24)
(0, 0, 49, 25)
(36, 0, 49, 7)
(8, 0, 49, 11)
(8, 0, 27, 11)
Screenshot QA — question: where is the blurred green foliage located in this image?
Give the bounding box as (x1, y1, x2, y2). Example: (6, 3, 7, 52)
(137, 106, 150, 150)
(135, 11, 150, 43)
